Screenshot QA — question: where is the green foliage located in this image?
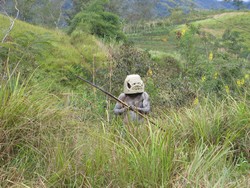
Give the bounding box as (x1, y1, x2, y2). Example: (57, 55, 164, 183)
(109, 43, 154, 94)
(3, 0, 66, 28)
(1, 91, 249, 187)
(0, 8, 250, 188)
(224, 0, 245, 10)
(169, 8, 187, 25)
(145, 55, 195, 108)
(196, 57, 250, 96)
(68, 0, 92, 19)
(0, 14, 109, 93)
(127, 14, 250, 107)
(0, 75, 60, 160)
(173, 23, 250, 98)
(0, 31, 54, 82)
(179, 24, 201, 66)
(127, 11, 250, 52)
(68, 0, 126, 41)
(222, 29, 247, 56)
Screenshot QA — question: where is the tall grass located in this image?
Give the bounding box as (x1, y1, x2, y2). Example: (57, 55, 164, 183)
(0, 13, 249, 187)
(0, 75, 63, 187)
(84, 97, 249, 187)
(1, 84, 249, 187)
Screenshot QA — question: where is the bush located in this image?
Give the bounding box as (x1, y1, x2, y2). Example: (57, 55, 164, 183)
(0, 76, 61, 160)
(68, 1, 126, 41)
(177, 24, 250, 98)
(149, 55, 195, 109)
(109, 43, 155, 95)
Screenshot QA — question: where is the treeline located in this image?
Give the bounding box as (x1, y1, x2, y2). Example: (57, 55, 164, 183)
(0, 0, 159, 28)
(1, 0, 248, 30)
(1, 0, 248, 25)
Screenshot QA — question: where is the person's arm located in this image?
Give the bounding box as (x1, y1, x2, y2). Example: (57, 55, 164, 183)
(114, 93, 126, 115)
(138, 92, 150, 113)
(131, 92, 150, 114)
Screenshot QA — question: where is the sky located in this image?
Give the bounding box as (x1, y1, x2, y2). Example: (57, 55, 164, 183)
(217, 0, 250, 1)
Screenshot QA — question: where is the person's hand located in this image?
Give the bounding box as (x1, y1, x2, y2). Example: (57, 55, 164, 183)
(129, 105, 137, 111)
(120, 108, 126, 113)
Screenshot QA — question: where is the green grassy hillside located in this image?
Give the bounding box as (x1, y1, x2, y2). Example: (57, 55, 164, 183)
(0, 13, 249, 187)
(0, 14, 81, 64)
(0, 14, 108, 92)
(127, 11, 250, 53)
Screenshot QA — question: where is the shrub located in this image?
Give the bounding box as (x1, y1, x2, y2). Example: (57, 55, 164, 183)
(150, 55, 195, 109)
(0, 76, 60, 160)
(177, 24, 250, 98)
(109, 43, 155, 95)
(68, 1, 126, 41)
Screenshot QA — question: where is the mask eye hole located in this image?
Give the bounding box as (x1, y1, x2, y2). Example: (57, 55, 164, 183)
(127, 82, 131, 89)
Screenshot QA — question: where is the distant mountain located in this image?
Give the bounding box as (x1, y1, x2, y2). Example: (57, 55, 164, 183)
(194, 0, 234, 9)
(2, 0, 249, 27)
(156, 0, 250, 17)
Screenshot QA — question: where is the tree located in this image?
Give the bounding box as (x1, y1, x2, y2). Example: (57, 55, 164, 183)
(66, 0, 91, 22)
(32, 0, 66, 28)
(68, 0, 126, 41)
(8, 0, 35, 22)
(169, 7, 186, 24)
(224, 0, 244, 10)
(0, 0, 67, 28)
(0, 0, 19, 43)
(118, 0, 159, 23)
(104, 0, 123, 15)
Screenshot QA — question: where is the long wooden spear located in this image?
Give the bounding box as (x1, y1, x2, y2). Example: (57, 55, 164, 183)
(76, 75, 165, 131)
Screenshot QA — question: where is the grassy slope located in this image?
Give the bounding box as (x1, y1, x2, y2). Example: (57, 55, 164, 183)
(0, 14, 249, 187)
(193, 12, 250, 47)
(127, 11, 250, 53)
(0, 14, 108, 92)
(0, 14, 82, 65)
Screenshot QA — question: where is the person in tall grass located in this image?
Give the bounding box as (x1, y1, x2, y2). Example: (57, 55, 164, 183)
(114, 74, 150, 124)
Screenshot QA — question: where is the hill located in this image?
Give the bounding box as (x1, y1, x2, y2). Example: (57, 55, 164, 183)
(127, 11, 250, 54)
(157, 0, 250, 17)
(0, 13, 108, 91)
(0, 11, 249, 188)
